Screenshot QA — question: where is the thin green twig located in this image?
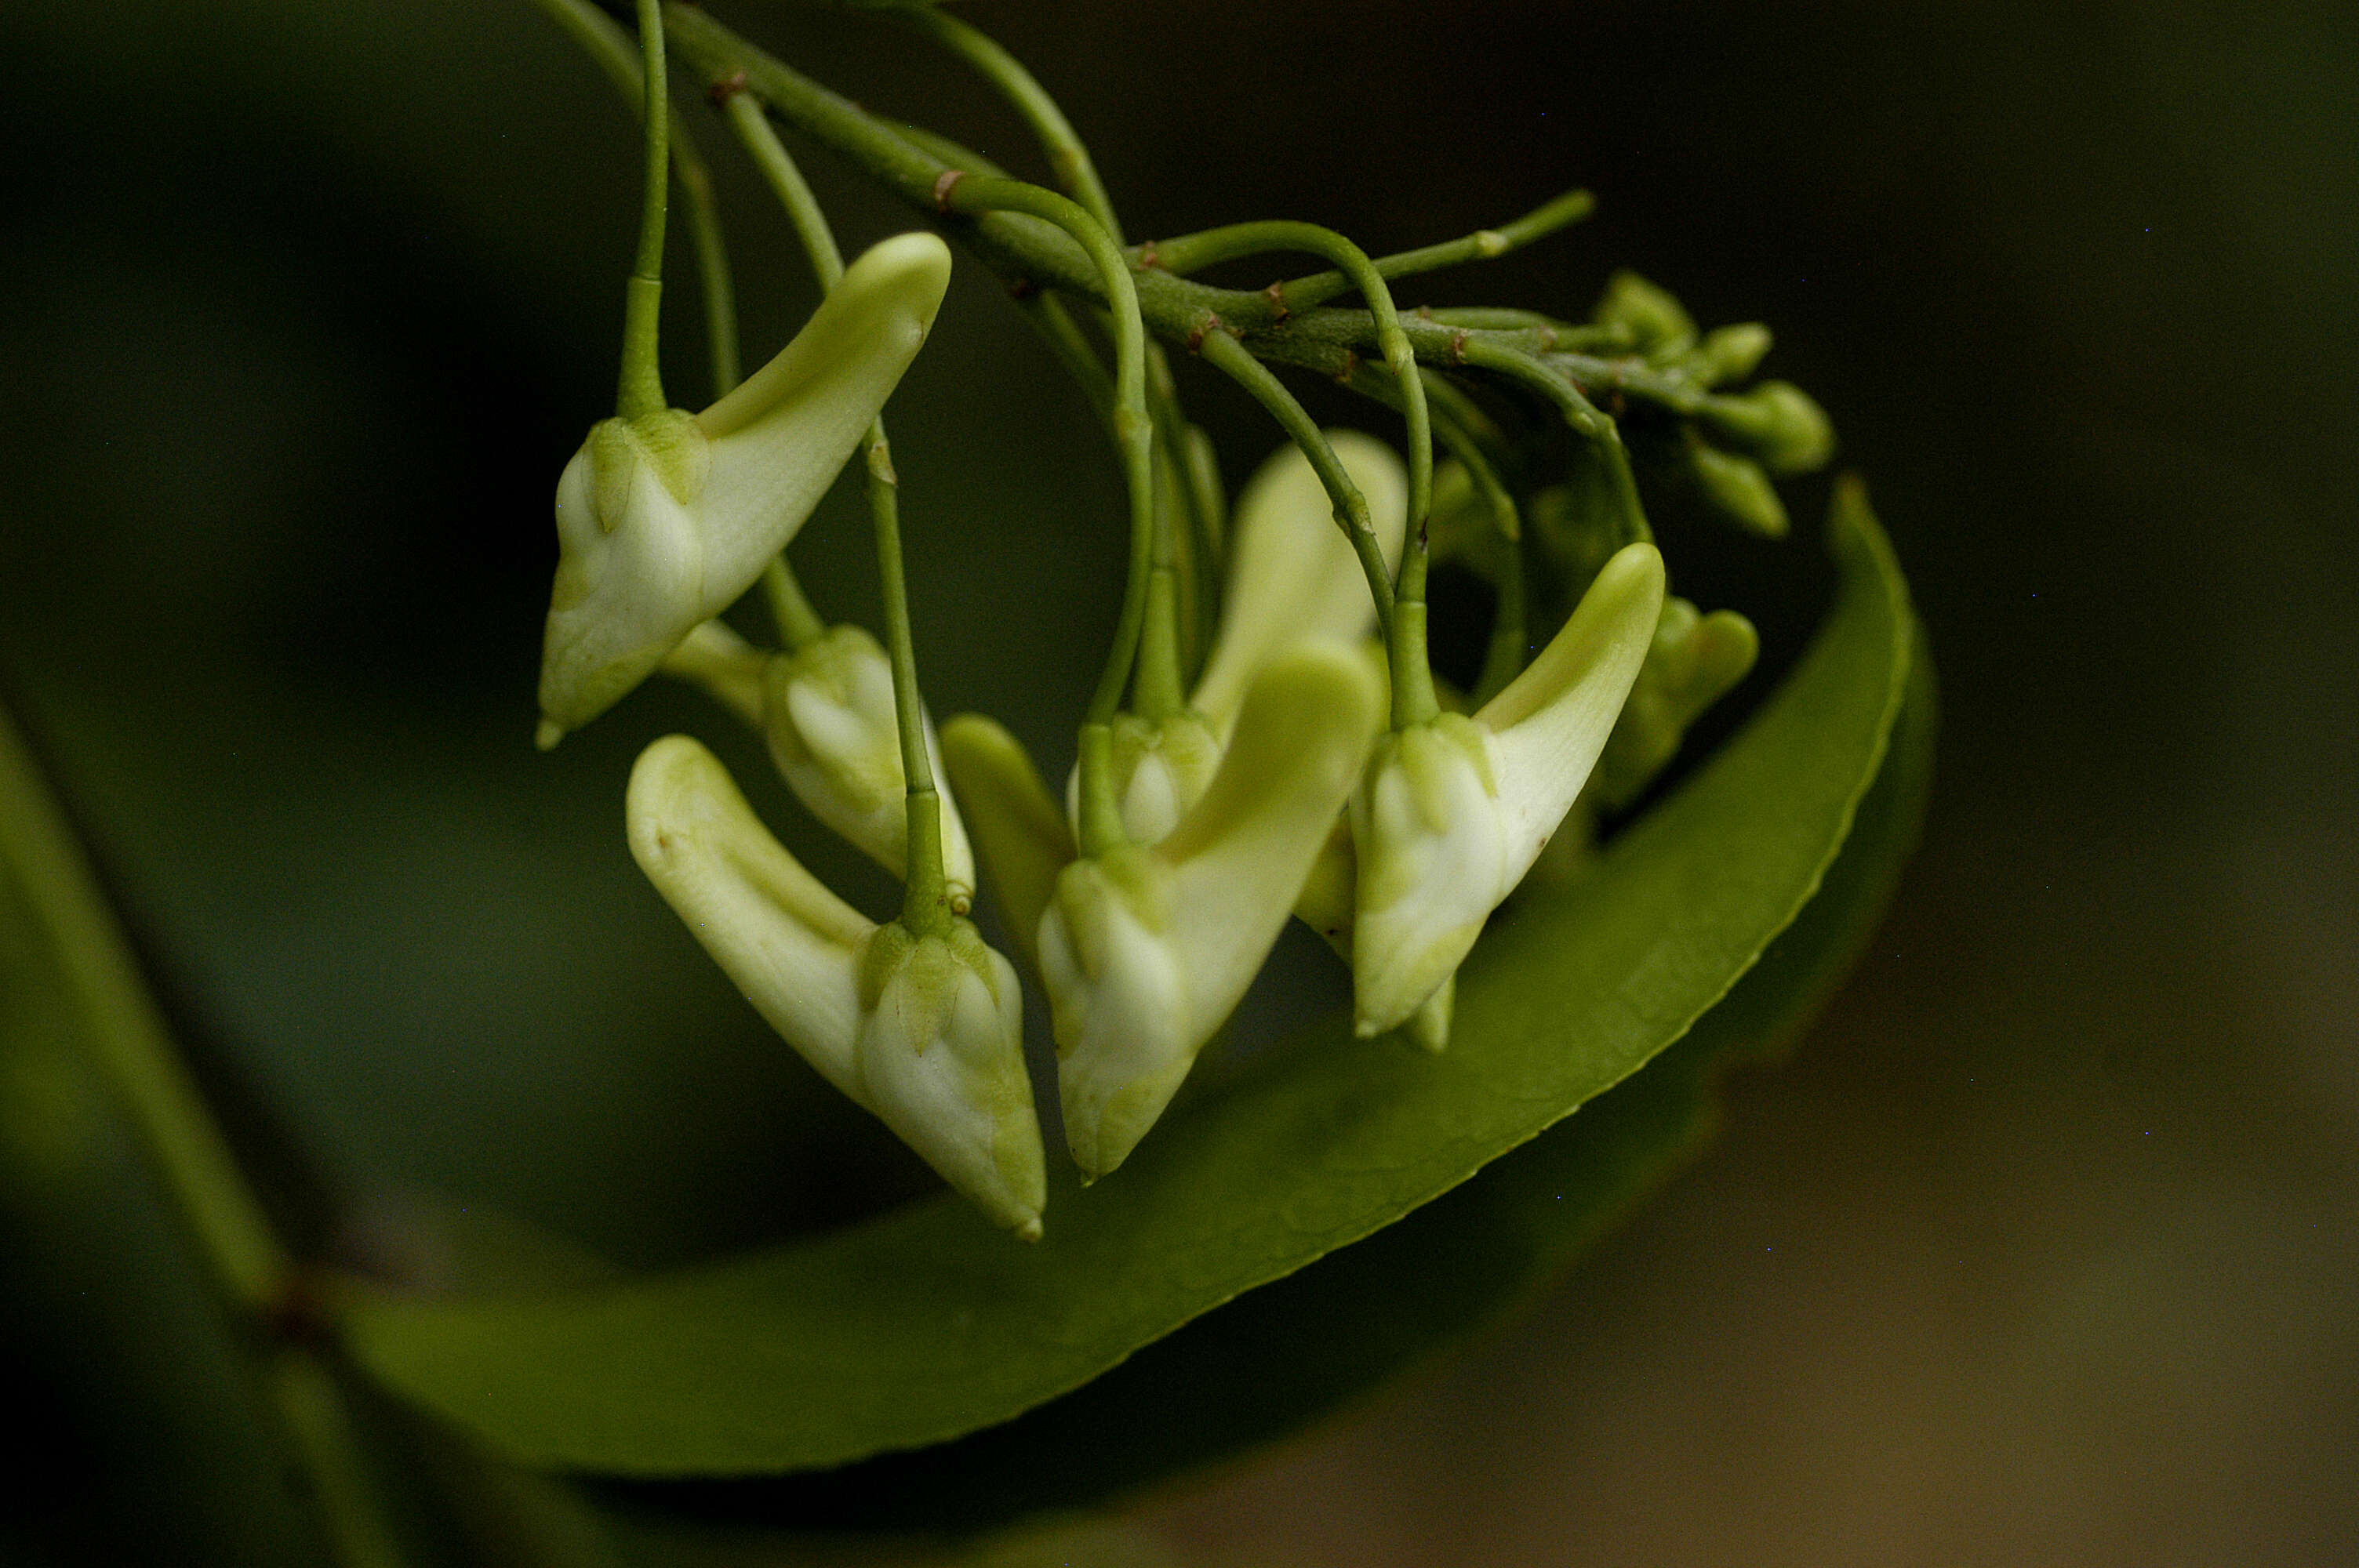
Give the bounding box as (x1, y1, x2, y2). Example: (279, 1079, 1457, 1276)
(936, 176, 1154, 726)
(527, 0, 740, 396)
(616, 0, 671, 418)
(1159, 187, 1594, 313)
(893, 9, 1221, 682)
(1459, 339, 1653, 543)
(1194, 330, 1394, 641)
(1129, 220, 1432, 537)
(723, 89, 955, 928)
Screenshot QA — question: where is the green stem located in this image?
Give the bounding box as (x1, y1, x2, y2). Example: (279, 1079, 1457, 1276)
(894, 13, 1224, 688)
(1194, 329, 1394, 640)
(1456, 339, 1654, 543)
(268, 1351, 411, 1568)
(866, 426, 953, 935)
(1332, 358, 1526, 702)
(761, 558, 826, 652)
(1183, 187, 1593, 311)
(722, 88, 952, 930)
(1419, 305, 1616, 350)
(892, 5, 1119, 239)
(937, 176, 1154, 720)
(1131, 220, 1430, 539)
(529, 0, 739, 398)
(1020, 291, 1118, 421)
(1473, 522, 1528, 707)
(666, 7, 1659, 387)
(1430, 400, 1529, 704)
(0, 703, 403, 1568)
(0, 720, 285, 1305)
(723, 89, 842, 285)
(615, 0, 670, 419)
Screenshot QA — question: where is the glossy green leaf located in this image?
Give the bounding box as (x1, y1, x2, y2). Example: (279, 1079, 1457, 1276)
(691, 622, 1935, 1534)
(343, 482, 1914, 1479)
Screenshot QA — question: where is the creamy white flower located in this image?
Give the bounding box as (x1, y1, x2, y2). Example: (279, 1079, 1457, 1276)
(1350, 542, 1666, 1036)
(538, 234, 953, 745)
(852, 921, 1040, 1240)
(763, 624, 976, 906)
(627, 735, 1042, 1236)
(1042, 643, 1383, 1178)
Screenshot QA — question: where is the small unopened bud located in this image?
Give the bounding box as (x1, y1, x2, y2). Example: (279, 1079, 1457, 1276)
(1590, 598, 1760, 810)
(1692, 321, 1773, 387)
(1685, 437, 1790, 539)
(1695, 381, 1835, 477)
(1045, 644, 1383, 1178)
(1350, 716, 1510, 1036)
(855, 920, 1044, 1240)
(763, 624, 976, 903)
(627, 735, 1039, 1235)
(1065, 710, 1223, 849)
(1594, 270, 1696, 358)
(1350, 544, 1666, 1038)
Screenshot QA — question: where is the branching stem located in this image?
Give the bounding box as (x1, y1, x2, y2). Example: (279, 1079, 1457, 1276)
(1171, 187, 1594, 314)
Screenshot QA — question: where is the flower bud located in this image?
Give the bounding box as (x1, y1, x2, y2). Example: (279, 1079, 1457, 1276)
(1350, 716, 1510, 1036)
(1684, 435, 1790, 539)
(1043, 644, 1383, 1179)
(1350, 543, 1666, 1037)
(538, 234, 953, 745)
(1063, 711, 1223, 851)
(1594, 270, 1696, 358)
(1590, 597, 1760, 811)
(1692, 321, 1773, 387)
(763, 624, 976, 905)
(1694, 380, 1835, 477)
(854, 921, 1043, 1240)
(627, 735, 1041, 1235)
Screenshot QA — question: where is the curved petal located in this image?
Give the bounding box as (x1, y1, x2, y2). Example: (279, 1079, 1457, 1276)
(1478, 541, 1665, 888)
(763, 625, 976, 902)
(625, 735, 869, 1098)
(940, 714, 1075, 978)
(658, 619, 769, 728)
(693, 234, 954, 575)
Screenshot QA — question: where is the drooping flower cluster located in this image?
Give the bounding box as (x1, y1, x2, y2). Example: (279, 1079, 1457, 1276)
(536, 30, 1817, 1234)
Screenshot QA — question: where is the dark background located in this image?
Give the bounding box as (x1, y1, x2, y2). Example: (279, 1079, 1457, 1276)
(2, 1, 2353, 1563)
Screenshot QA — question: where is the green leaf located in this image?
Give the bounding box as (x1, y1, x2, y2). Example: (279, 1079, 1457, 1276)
(723, 620, 1935, 1534)
(343, 481, 1915, 1479)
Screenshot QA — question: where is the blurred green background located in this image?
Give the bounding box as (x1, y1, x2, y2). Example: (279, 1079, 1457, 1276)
(2, 0, 2353, 1563)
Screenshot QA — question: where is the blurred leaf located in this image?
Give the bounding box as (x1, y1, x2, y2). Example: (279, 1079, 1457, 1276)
(343, 483, 1914, 1479)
